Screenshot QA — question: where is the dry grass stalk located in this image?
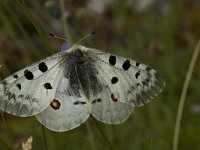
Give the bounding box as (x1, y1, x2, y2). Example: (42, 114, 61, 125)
(22, 136, 33, 150)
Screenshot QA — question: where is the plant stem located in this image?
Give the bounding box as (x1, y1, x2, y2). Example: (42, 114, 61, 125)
(173, 39, 200, 150)
(59, 0, 72, 43)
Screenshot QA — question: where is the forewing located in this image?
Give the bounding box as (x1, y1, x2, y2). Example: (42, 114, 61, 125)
(85, 46, 165, 107)
(0, 52, 64, 116)
(36, 76, 90, 132)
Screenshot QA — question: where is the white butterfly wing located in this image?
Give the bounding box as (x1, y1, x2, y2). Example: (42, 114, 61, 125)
(82, 46, 165, 107)
(36, 75, 90, 132)
(91, 68, 133, 124)
(0, 52, 64, 116)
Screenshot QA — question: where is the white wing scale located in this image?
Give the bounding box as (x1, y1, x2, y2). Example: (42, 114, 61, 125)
(82, 46, 165, 107)
(0, 52, 64, 116)
(91, 65, 133, 124)
(36, 74, 90, 132)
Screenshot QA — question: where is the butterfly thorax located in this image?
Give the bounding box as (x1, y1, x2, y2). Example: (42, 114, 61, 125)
(63, 49, 102, 100)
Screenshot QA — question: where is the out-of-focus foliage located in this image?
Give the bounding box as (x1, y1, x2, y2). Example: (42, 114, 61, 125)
(0, 0, 200, 149)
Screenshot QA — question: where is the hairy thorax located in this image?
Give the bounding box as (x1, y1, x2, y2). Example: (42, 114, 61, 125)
(62, 49, 102, 99)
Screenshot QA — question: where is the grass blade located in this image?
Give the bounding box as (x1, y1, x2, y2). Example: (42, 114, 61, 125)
(173, 39, 200, 150)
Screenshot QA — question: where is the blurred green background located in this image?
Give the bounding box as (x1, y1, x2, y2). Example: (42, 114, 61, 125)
(0, 0, 200, 149)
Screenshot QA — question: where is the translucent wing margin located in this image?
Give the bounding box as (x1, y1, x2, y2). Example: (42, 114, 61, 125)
(0, 52, 64, 116)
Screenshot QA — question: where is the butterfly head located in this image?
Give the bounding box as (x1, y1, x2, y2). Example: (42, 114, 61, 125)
(68, 47, 90, 61)
(62, 45, 93, 67)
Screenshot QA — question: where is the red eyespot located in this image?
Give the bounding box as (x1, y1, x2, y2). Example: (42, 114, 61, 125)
(111, 93, 118, 102)
(50, 99, 61, 110)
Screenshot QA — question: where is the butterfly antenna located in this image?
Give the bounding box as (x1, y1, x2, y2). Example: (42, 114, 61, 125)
(49, 33, 68, 42)
(77, 31, 96, 44)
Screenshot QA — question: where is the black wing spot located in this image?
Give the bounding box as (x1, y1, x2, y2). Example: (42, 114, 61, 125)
(80, 101, 86, 105)
(24, 70, 34, 80)
(136, 62, 140, 67)
(122, 60, 131, 70)
(111, 93, 118, 102)
(50, 99, 61, 110)
(13, 75, 18, 78)
(97, 98, 102, 102)
(44, 83, 52, 89)
(111, 76, 118, 84)
(39, 62, 48, 73)
(74, 101, 86, 105)
(16, 84, 21, 90)
(92, 98, 102, 104)
(135, 71, 140, 79)
(74, 101, 79, 105)
(109, 55, 116, 66)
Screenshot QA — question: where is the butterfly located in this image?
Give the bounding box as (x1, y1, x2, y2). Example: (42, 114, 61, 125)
(0, 44, 165, 132)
